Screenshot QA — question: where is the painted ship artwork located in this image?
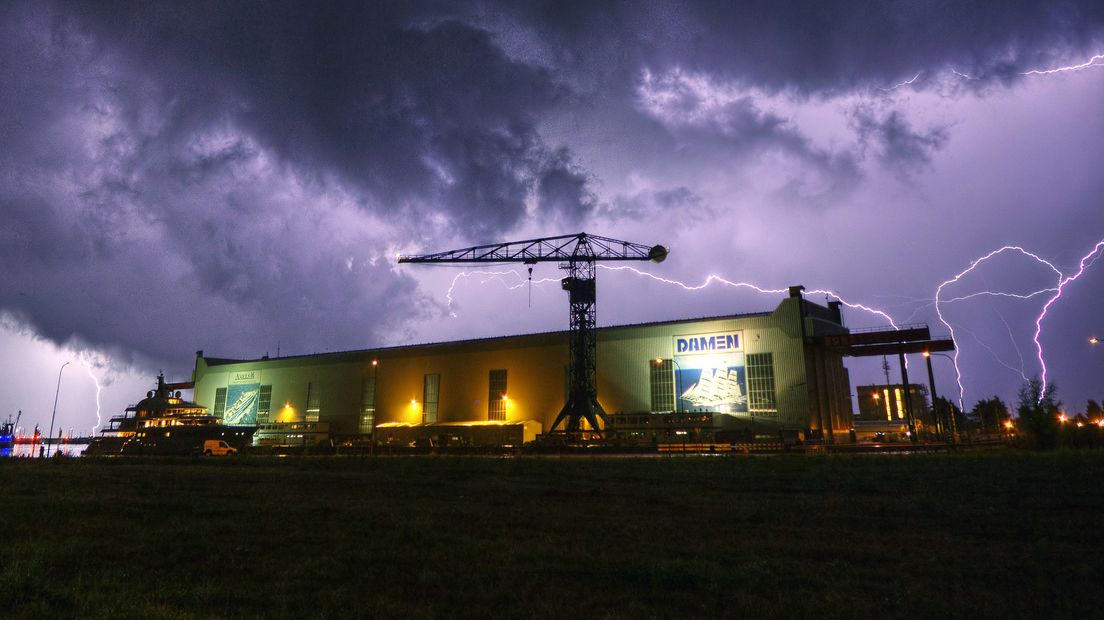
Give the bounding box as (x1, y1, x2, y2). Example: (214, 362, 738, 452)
(84, 373, 253, 456)
(679, 367, 748, 412)
(222, 386, 260, 426)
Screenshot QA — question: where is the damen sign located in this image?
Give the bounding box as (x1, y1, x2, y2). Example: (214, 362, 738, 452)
(673, 330, 747, 414)
(674, 331, 741, 354)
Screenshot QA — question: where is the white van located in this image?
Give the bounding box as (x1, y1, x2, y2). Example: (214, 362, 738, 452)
(203, 440, 238, 456)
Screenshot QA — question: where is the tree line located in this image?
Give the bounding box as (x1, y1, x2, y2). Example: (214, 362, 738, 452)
(932, 378, 1104, 449)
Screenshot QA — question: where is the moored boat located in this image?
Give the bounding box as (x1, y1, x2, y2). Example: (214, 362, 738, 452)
(85, 373, 254, 456)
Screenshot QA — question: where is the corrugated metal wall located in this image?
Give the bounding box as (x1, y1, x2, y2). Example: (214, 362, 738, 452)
(192, 296, 853, 439)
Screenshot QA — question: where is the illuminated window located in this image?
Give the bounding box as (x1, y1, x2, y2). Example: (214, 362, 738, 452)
(360, 376, 376, 433)
(423, 374, 440, 424)
(649, 359, 675, 413)
(488, 369, 507, 421)
(256, 385, 272, 425)
(747, 353, 778, 417)
(213, 388, 227, 419)
(306, 382, 321, 422)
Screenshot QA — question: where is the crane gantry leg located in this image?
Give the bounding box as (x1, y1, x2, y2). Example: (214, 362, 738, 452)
(550, 256, 608, 435)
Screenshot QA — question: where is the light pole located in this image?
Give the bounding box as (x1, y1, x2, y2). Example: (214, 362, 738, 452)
(897, 348, 918, 444)
(369, 359, 378, 455)
(924, 352, 957, 444)
(47, 361, 70, 457)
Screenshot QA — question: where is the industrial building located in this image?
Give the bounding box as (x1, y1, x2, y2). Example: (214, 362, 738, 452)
(856, 383, 930, 422)
(191, 287, 857, 447)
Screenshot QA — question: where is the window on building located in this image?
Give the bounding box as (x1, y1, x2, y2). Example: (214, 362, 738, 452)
(746, 353, 778, 417)
(488, 369, 507, 421)
(213, 388, 227, 419)
(306, 382, 321, 422)
(423, 374, 440, 424)
(360, 377, 376, 433)
(650, 359, 675, 413)
(256, 385, 273, 424)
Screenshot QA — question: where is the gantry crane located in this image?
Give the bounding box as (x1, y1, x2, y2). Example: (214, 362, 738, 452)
(398, 233, 668, 435)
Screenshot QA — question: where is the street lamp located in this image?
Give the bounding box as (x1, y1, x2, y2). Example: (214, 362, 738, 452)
(923, 351, 957, 444)
(368, 359, 379, 455)
(47, 361, 70, 457)
(370, 359, 379, 432)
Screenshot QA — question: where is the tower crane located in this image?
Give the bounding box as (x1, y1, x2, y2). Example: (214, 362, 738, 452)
(398, 233, 668, 435)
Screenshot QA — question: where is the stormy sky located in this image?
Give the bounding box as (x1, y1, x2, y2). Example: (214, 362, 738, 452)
(2, 0, 1103, 433)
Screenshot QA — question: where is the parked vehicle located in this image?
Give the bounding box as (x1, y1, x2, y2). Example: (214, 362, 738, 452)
(203, 440, 237, 456)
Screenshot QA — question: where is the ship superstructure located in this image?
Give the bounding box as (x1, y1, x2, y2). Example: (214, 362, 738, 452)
(86, 373, 254, 455)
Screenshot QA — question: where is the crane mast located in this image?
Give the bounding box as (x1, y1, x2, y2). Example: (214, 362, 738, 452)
(398, 232, 668, 436)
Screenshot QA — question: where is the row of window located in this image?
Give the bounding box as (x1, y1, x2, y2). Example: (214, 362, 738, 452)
(746, 353, 778, 416)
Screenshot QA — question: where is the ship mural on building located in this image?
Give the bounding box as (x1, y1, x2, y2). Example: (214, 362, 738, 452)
(224, 371, 260, 426)
(679, 367, 748, 411)
(675, 329, 748, 414)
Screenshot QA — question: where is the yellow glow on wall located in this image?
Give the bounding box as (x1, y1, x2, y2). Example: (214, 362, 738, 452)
(277, 403, 298, 423)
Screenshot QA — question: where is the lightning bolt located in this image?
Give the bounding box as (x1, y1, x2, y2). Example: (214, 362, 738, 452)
(443, 265, 903, 329)
(878, 71, 922, 91)
(1020, 53, 1104, 76)
(445, 270, 560, 316)
(992, 304, 1029, 380)
(81, 359, 103, 435)
(1033, 240, 1104, 399)
(950, 67, 979, 81)
(894, 286, 1058, 325)
(596, 265, 903, 329)
(437, 241, 1104, 412)
(955, 324, 1029, 381)
(940, 288, 1058, 304)
(934, 246, 1063, 409)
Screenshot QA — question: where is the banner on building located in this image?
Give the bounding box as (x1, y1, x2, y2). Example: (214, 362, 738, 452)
(224, 370, 260, 426)
(673, 331, 747, 414)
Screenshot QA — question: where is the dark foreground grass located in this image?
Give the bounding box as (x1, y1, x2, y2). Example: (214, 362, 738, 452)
(1, 452, 1102, 619)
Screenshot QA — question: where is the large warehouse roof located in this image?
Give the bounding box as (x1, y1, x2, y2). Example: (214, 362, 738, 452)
(200, 307, 777, 367)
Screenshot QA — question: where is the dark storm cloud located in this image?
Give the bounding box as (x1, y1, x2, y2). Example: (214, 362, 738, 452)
(633, 67, 863, 204)
(849, 106, 951, 173)
(495, 0, 1104, 94)
(58, 1, 600, 239)
(535, 147, 597, 226)
(0, 3, 435, 365)
(600, 186, 708, 228)
(3, 0, 1103, 375)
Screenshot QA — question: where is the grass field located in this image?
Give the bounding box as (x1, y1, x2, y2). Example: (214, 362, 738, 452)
(1, 451, 1102, 618)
